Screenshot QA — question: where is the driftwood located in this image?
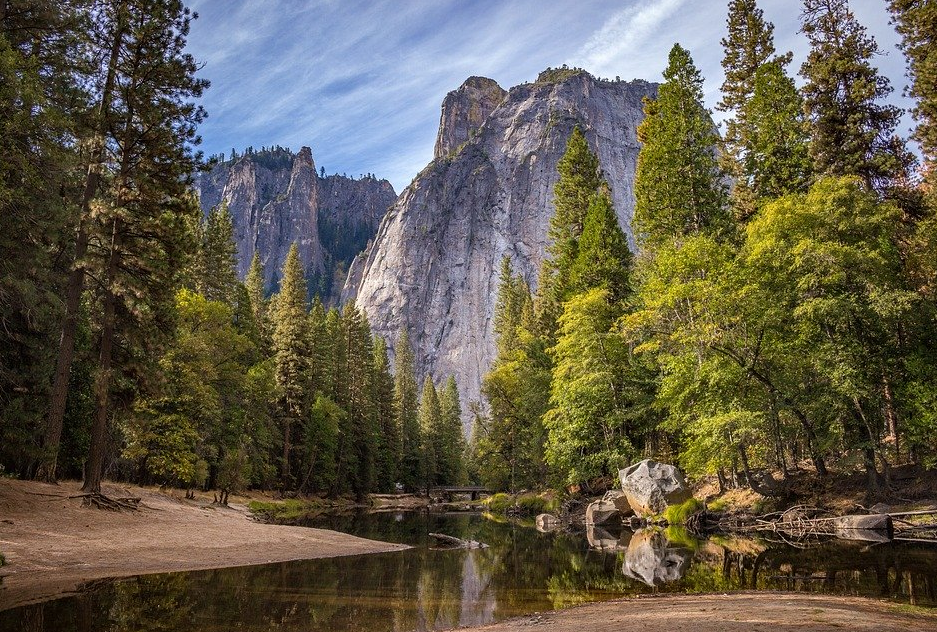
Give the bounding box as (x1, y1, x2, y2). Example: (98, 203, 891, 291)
(428, 533, 488, 549)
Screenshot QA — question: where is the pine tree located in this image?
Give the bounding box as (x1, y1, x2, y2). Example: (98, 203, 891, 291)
(337, 303, 377, 499)
(634, 44, 729, 249)
(800, 0, 912, 192)
(889, 0, 937, 185)
(394, 330, 422, 491)
(538, 127, 604, 330)
(718, 0, 784, 165)
(272, 243, 310, 487)
(0, 2, 80, 476)
(245, 251, 266, 322)
(372, 336, 399, 491)
(195, 202, 238, 304)
(418, 376, 441, 489)
(81, 0, 208, 494)
(567, 191, 633, 303)
(437, 376, 466, 485)
(741, 60, 812, 199)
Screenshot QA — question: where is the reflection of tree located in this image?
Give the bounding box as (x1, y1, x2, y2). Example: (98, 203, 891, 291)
(110, 574, 194, 630)
(5, 514, 937, 631)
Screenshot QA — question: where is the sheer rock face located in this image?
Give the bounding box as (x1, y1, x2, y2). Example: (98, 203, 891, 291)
(344, 71, 656, 432)
(196, 147, 396, 299)
(434, 76, 507, 159)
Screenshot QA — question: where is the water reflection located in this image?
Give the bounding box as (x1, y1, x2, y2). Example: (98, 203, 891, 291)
(1, 511, 935, 632)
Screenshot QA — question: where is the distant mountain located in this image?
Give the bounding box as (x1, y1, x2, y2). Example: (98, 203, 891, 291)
(343, 69, 657, 431)
(196, 146, 397, 301)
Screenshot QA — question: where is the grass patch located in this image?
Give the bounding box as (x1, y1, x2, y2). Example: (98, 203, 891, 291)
(484, 491, 561, 516)
(707, 497, 728, 512)
(664, 498, 705, 525)
(247, 498, 342, 522)
(889, 603, 937, 618)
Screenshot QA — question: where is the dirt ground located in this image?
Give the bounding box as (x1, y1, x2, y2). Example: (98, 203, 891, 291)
(0, 478, 407, 611)
(468, 592, 937, 632)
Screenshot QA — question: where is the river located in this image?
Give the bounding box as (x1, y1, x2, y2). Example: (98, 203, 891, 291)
(2, 510, 935, 631)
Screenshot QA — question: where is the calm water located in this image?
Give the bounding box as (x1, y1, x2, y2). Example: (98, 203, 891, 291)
(2, 511, 936, 631)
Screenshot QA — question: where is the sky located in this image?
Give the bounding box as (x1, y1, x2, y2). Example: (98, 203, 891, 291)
(185, 0, 913, 193)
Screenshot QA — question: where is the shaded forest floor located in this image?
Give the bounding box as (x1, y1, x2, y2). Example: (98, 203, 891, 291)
(465, 592, 937, 632)
(696, 464, 937, 516)
(0, 478, 408, 611)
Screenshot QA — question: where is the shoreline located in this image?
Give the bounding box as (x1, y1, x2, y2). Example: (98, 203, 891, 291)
(463, 592, 937, 632)
(0, 478, 408, 611)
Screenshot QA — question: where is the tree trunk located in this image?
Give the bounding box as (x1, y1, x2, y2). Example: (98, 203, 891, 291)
(81, 218, 121, 495)
(38, 8, 127, 482)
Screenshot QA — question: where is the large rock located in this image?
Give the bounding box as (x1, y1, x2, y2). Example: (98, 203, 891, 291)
(344, 70, 657, 430)
(618, 460, 690, 517)
(585, 490, 633, 526)
(622, 529, 692, 587)
(196, 146, 396, 303)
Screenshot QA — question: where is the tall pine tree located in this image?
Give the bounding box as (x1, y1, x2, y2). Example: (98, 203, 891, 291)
(800, 0, 912, 192)
(634, 44, 729, 249)
(272, 243, 310, 487)
(394, 330, 422, 491)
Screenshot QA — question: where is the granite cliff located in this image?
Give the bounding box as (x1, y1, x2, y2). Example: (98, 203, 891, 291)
(344, 69, 657, 431)
(197, 146, 396, 300)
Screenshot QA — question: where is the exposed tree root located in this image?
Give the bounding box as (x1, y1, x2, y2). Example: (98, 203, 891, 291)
(73, 492, 141, 511)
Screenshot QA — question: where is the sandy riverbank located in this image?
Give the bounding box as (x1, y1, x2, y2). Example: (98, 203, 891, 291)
(466, 592, 937, 632)
(0, 478, 407, 611)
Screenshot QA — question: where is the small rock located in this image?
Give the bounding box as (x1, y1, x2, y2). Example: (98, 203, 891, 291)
(535, 513, 563, 533)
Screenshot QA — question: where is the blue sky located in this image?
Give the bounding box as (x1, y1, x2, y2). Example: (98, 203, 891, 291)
(185, 0, 912, 193)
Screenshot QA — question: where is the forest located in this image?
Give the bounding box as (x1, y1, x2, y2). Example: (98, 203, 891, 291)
(470, 0, 937, 498)
(1, 0, 935, 502)
(0, 0, 464, 499)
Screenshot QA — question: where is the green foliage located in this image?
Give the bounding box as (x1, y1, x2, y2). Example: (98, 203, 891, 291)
(889, 0, 937, 185)
(634, 44, 729, 249)
(418, 376, 441, 488)
(395, 331, 423, 491)
(545, 289, 638, 485)
(664, 498, 706, 525)
(800, 0, 913, 192)
(484, 491, 560, 515)
(193, 203, 239, 304)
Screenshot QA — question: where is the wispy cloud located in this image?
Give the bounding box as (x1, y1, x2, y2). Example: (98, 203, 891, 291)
(184, 0, 913, 192)
(574, 0, 687, 76)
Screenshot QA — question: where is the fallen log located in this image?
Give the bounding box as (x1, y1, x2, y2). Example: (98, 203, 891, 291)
(428, 532, 488, 549)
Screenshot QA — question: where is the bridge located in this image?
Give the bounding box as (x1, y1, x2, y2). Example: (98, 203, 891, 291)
(429, 486, 491, 501)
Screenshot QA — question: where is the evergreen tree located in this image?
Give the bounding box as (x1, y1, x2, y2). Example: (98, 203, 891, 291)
(336, 303, 377, 499)
(718, 0, 784, 169)
(81, 0, 208, 495)
(478, 259, 550, 491)
(372, 336, 399, 492)
(800, 0, 912, 192)
(567, 191, 633, 304)
(741, 60, 812, 199)
(394, 330, 422, 491)
(272, 243, 310, 486)
(245, 251, 266, 324)
(538, 127, 604, 330)
(0, 2, 81, 476)
(437, 376, 466, 485)
(418, 376, 441, 489)
(195, 202, 238, 304)
(634, 44, 729, 249)
(889, 0, 937, 185)
(544, 288, 635, 485)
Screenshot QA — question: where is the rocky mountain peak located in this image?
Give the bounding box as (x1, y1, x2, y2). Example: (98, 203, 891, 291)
(196, 146, 396, 302)
(345, 70, 657, 432)
(433, 76, 507, 159)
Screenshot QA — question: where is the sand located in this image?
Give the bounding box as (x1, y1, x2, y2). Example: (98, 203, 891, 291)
(0, 478, 407, 611)
(465, 592, 937, 632)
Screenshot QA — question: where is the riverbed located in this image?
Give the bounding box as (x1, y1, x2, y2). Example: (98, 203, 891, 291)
(2, 510, 935, 631)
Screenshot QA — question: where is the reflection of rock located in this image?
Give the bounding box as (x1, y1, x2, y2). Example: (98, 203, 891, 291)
(536, 513, 563, 532)
(622, 530, 691, 586)
(586, 524, 621, 550)
(619, 460, 690, 517)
